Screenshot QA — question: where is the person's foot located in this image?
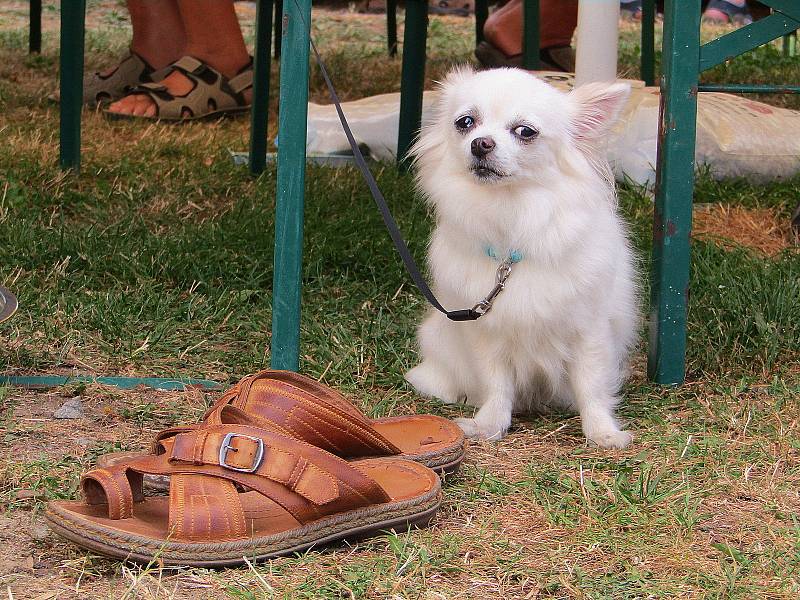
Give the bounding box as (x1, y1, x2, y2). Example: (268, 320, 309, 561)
(620, 0, 642, 21)
(703, 0, 753, 25)
(107, 58, 252, 119)
(107, 68, 195, 118)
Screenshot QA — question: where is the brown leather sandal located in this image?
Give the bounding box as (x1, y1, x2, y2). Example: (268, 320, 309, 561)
(99, 370, 465, 493)
(104, 56, 252, 122)
(47, 424, 440, 567)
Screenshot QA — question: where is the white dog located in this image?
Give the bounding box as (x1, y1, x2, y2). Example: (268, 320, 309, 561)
(404, 67, 638, 449)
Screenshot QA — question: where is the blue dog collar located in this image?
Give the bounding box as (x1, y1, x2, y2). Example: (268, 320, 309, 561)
(486, 247, 523, 263)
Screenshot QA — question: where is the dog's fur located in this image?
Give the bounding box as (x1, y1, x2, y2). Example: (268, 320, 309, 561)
(404, 67, 638, 448)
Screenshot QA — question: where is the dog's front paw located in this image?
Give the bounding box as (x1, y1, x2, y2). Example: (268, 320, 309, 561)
(586, 428, 633, 449)
(405, 363, 459, 404)
(454, 417, 508, 441)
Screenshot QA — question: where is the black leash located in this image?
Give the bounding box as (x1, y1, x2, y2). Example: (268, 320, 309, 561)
(293, 9, 507, 321)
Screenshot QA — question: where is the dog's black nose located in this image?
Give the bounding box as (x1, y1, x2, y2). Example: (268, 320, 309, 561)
(471, 136, 496, 158)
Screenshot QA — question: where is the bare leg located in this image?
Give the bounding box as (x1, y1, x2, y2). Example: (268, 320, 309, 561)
(128, 0, 185, 69)
(108, 0, 251, 118)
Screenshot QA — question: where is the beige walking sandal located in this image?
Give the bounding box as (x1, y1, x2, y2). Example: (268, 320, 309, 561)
(104, 56, 253, 122)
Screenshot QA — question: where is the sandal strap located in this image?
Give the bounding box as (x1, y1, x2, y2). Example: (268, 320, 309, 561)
(84, 51, 156, 105)
(81, 425, 391, 537)
(202, 370, 402, 457)
(168, 474, 246, 542)
(171, 55, 206, 75)
(166, 428, 356, 506)
(125, 55, 251, 120)
(228, 68, 253, 95)
(81, 467, 144, 520)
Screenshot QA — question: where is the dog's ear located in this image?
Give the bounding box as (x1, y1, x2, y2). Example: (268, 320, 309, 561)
(568, 82, 630, 141)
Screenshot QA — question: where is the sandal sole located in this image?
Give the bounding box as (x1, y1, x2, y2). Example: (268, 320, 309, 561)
(46, 486, 440, 567)
(103, 105, 251, 124)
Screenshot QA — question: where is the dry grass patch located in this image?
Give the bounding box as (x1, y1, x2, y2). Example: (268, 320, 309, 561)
(693, 203, 798, 257)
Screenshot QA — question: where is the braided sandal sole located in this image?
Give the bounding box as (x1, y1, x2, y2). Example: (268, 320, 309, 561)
(46, 485, 441, 567)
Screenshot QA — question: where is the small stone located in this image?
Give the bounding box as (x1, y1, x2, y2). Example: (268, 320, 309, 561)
(15, 489, 36, 500)
(27, 523, 52, 542)
(53, 398, 83, 419)
(76, 437, 92, 447)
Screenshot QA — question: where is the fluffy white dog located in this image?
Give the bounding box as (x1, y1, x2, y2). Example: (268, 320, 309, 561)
(404, 67, 638, 449)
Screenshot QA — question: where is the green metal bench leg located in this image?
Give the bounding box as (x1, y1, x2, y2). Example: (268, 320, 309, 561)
(641, 0, 656, 85)
(522, 0, 540, 70)
(59, 0, 86, 172)
(274, 0, 283, 59)
(387, 0, 398, 56)
(29, 0, 42, 54)
(271, 0, 312, 372)
(249, 0, 274, 176)
(647, 0, 700, 385)
(397, 0, 428, 166)
(475, 0, 489, 45)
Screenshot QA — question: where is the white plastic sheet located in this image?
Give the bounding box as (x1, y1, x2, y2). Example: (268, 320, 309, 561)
(305, 72, 800, 185)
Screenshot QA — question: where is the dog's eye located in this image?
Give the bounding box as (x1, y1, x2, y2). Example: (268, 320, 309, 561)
(513, 125, 539, 140)
(455, 115, 475, 131)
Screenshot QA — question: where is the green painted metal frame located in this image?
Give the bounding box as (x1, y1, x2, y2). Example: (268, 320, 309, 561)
(699, 11, 800, 71)
(0, 375, 222, 391)
(648, 0, 700, 385)
(59, 0, 86, 172)
(29, 0, 42, 54)
(397, 0, 429, 165)
(274, 0, 284, 59)
(698, 83, 800, 93)
(270, 0, 312, 371)
(475, 0, 489, 45)
(249, 0, 274, 176)
(387, 0, 399, 57)
(522, 0, 540, 70)
(649, 0, 799, 384)
(641, 0, 656, 86)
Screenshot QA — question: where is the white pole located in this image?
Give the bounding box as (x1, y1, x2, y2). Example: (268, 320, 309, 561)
(575, 0, 621, 86)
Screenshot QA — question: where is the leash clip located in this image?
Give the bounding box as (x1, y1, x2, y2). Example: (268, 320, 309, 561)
(470, 259, 514, 318)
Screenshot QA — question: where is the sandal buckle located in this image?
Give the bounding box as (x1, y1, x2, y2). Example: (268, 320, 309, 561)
(219, 433, 264, 473)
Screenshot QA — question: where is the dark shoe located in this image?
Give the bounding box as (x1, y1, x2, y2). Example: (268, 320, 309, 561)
(703, 0, 753, 25)
(429, 0, 474, 16)
(620, 0, 642, 20)
(475, 41, 575, 72)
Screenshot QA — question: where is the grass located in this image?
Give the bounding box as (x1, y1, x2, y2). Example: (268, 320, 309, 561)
(1, 2, 799, 598)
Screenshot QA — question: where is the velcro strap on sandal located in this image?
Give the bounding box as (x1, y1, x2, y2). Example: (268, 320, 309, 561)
(172, 56, 205, 75)
(228, 69, 253, 95)
(170, 429, 340, 505)
(136, 82, 168, 92)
